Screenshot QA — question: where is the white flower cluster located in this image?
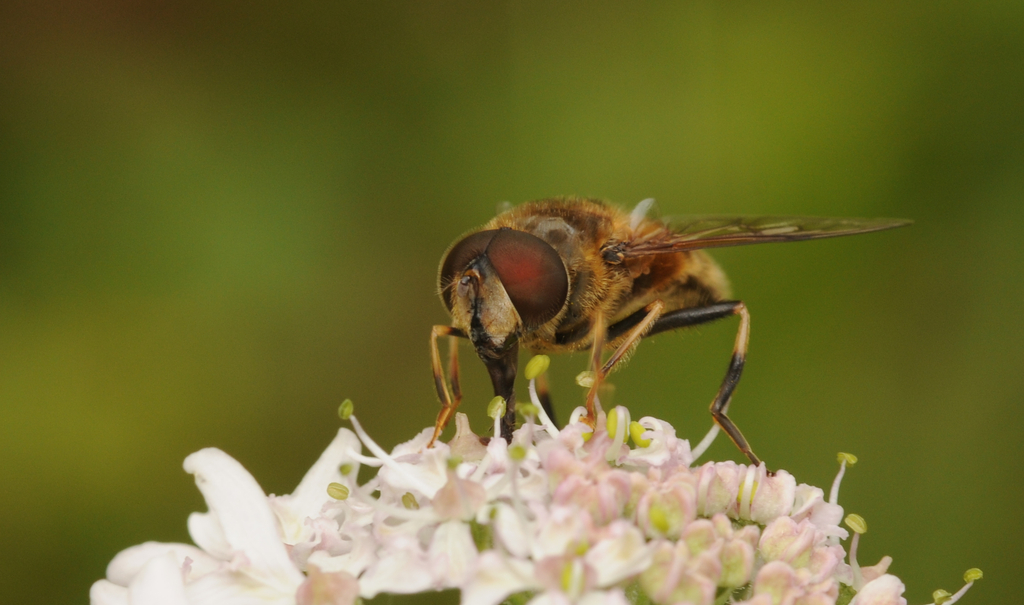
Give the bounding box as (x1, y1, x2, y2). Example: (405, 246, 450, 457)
(91, 396, 981, 605)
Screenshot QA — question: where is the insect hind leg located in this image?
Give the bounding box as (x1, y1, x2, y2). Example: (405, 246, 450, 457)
(638, 301, 762, 467)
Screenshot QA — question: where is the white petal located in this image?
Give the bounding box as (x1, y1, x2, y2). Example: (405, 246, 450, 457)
(90, 580, 128, 605)
(184, 448, 304, 591)
(849, 574, 908, 605)
(810, 501, 848, 539)
(579, 589, 630, 605)
(188, 511, 233, 560)
(306, 542, 377, 578)
(271, 429, 362, 547)
(358, 536, 434, 598)
(107, 542, 220, 586)
(128, 553, 189, 605)
(493, 503, 531, 558)
(625, 418, 673, 466)
(527, 592, 571, 605)
(790, 484, 824, 519)
(185, 570, 297, 605)
(389, 427, 434, 457)
(428, 520, 478, 586)
(379, 443, 451, 499)
(585, 523, 652, 587)
(287, 429, 361, 518)
(460, 551, 537, 605)
(749, 468, 796, 523)
(533, 507, 590, 560)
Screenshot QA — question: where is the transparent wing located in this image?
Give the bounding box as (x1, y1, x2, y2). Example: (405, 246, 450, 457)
(622, 215, 912, 257)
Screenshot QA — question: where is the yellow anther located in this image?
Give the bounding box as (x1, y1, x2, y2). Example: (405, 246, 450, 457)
(560, 562, 575, 592)
(447, 455, 463, 470)
(326, 482, 350, 500)
(837, 452, 858, 466)
(629, 421, 651, 447)
(932, 589, 952, 605)
(649, 505, 670, 534)
(487, 396, 506, 419)
(606, 407, 619, 439)
(339, 463, 354, 476)
(337, 399, 354, 420)
(576, 371, 596, 388)
(402, 492, 420, 510)
(963, 568, 983, 582)
(737, 481, 759, 504)
(525, 355, 551, 380)
(518, 403, 540, 418)
(509, 444, 527, 461)
(581, 428, 593, 442)
(845, 514, 867, 534)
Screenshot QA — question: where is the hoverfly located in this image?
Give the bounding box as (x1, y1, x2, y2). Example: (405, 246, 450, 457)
(429, 197, 909, 465)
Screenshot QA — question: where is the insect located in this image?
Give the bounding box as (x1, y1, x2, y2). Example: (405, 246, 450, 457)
(428, 197, 909, 465)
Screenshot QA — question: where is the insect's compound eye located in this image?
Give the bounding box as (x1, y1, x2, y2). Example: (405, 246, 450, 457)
(439, 230, 500, 310)
(487, 229, 568, 329)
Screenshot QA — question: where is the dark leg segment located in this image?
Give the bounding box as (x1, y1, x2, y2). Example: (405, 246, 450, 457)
(644, 301, 743, 337)
(627, 301, 761, 467)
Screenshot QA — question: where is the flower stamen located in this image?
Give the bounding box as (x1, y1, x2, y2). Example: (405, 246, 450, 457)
(690, 423, 720, 461)
(487, 396, 506, 441)
(345, 408, 435, 495)
(525, 356, 560, 439)
(568, 406, 595, 441)
(930, 569, 983, 605)
(605, 406, 631, 461)
(830, 452, 858, 505)
(845, 513, 868, 589)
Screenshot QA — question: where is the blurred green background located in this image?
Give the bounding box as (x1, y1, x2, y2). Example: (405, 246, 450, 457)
(2, 2, 1022, 603)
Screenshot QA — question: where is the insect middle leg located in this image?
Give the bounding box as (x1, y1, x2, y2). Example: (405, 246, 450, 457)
(428, 325, 467, 447)
(640, 300, 761, 467)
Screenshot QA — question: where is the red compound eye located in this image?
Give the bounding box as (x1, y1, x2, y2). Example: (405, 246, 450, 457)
(487, 229, 568, 328)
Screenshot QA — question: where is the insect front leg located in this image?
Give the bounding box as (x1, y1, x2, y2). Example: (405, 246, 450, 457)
(429, 325, 466, 447)
(582, 313, 606, 427)
(642, 301, 761, 467)
(583, 300, 665, 424)
(600, 300, 665, 375)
